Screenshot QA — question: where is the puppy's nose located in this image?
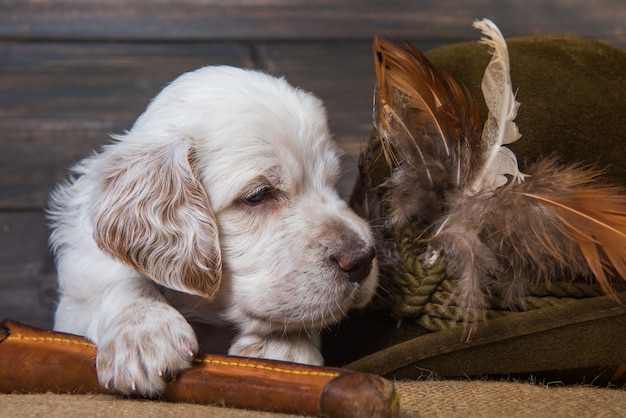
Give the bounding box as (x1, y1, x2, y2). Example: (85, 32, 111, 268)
(332, 245, 376, 283)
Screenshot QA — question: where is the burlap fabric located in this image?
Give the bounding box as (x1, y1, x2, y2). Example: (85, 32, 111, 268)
(3, 380, 626, 417)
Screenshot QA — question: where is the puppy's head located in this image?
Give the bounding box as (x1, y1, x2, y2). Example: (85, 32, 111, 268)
(93, 66, 378, 332)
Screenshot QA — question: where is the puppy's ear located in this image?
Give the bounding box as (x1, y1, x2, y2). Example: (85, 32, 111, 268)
(93, 137, 222, 299)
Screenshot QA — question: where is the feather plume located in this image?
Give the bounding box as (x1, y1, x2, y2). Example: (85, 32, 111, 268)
(425, 159, 626, 318)
(366, 19, 626, 325)
(521, 179, 626, 297)
(372, 35, 482, 228)
(467, 19, 525, 195)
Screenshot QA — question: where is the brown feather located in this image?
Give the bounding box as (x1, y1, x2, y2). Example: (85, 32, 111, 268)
(372, 36, 482, 229)
(522, 177, 626, 297)
(365, 36, 626, 324)
(374, 36, 482, 182)
(425, 159, 626, 318)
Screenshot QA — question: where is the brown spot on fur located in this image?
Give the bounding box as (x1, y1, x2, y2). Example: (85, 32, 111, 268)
(93, 139, 222, 299)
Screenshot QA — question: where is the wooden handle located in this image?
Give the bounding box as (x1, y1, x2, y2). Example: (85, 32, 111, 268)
(0, 320, 399, 417)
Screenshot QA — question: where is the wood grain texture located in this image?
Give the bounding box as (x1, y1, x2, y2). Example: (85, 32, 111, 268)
(2, 41, 386, 207)
(1, 0, 625, 44)
(0, 213, 56, 329)
(0, 42, 254, 209)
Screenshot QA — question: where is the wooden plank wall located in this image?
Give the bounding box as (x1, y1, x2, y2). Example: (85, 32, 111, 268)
(1, 0, 625, 329)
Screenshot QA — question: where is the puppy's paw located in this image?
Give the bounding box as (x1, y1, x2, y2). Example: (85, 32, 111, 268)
(95, 303, 198, 397)
(229, 333, 323, 365)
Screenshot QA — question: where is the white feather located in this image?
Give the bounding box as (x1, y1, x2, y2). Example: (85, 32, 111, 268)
(467, 18, 525, 195)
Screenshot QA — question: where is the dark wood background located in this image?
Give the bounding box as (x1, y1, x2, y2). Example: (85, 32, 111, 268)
(1, 0, 625, 329)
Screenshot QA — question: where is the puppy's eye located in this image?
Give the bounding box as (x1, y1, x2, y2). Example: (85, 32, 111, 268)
(241, 187, 272, 206)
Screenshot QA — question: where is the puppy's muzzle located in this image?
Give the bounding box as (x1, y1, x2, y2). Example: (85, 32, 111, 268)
(332, 245, 376, 283)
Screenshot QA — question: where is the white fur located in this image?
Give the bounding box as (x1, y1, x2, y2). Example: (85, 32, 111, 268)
(48, 66, 378, 397)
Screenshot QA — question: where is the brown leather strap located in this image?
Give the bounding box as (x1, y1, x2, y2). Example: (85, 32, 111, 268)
(0, 320, 399, 417)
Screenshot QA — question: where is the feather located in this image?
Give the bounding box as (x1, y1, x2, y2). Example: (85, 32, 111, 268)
(521, 179, 626, 297)
(364, 19, 626, 326)
(372, 35, 482, 228)
(467, 18, 525, 195)
(426, 159, 626, 318)
(374, 36, 451, 166)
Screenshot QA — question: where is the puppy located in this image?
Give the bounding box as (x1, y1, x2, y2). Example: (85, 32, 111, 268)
(48, 66, 378, 396)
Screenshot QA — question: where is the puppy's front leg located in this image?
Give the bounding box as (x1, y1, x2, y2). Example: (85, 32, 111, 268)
(58, 279, 198, 397)
(228, 332, 324, 365)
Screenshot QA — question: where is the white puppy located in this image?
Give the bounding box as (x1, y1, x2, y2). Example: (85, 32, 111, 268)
(48, 66, 378, 397)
